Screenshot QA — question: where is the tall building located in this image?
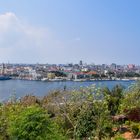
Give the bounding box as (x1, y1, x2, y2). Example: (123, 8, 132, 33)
(79, 60, 83, 66)
(110, 63, 117, 70)
(1, 63, 6, 75)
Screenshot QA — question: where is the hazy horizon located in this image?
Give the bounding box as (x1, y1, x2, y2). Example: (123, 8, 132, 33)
(0, 0, 140, 64)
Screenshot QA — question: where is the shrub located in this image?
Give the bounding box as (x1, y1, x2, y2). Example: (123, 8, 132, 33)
(119, 82, 140, 113)
(115, 137, 126, 140)
(8, 105, 66, 140)
(130, 122, 140, 138)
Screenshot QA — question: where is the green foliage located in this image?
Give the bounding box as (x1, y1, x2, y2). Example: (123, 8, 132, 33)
(76, 101, 113, 139)
(114, 137, 126, 140)
(0, 105, 9, 140)
(124, 72, 140, 77)
(0, 83, 140, 139)
(130, 122, 140, 138)
(7, 105, 66, 140)
(76, 104, 96, 138)
(103, 85, 124, 115)
(119, 82, 140, 112)
(51, 86, 114, 140)
(51, 71, 67, 77)
(92, 101, 113, 139)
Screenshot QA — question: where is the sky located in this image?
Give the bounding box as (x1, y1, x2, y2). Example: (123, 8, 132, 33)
(0, 0, 140, 64)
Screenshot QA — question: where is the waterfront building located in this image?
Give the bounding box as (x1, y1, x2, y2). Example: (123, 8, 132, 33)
(47, 73, 55, 79)
(127, 64, 135, 70)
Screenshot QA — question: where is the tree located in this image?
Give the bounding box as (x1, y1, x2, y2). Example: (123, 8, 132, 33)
(8, 105, 66, 140)
(51, 86, 113, 140)
(120, 82, 140, 112)
(0, 105, 9, 140)
(76, 100, 113, 140)
(103, 85, 124, 116)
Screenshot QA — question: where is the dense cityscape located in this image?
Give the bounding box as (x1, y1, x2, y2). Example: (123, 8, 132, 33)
(0, 61, 140, 140)
(1, 61, 140, 81)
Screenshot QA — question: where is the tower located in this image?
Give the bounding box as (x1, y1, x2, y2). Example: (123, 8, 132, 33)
(1, 63, 5, 75)
(79, 60, 83, 66)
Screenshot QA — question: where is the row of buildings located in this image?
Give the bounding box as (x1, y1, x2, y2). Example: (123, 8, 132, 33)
(0, 61, 140, 81)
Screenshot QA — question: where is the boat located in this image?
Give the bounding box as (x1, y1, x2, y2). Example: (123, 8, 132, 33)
(49, 78, 63, 82)
(0, 75, 11, 80)
(121, 78, 130, 81)
(73, 79, 87, 82)
(41, 78, 49, 81)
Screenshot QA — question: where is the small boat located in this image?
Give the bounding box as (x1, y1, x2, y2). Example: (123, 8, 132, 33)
(48, 77, 66, 82)
(73, 79, 87, 82)
(121, 79, 130, 81)
(41, 78, 49, 81)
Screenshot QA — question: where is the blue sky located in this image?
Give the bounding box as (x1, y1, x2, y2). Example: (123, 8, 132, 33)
(0, 0, 140, 64)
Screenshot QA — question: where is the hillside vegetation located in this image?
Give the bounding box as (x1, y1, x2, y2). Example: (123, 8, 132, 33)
(0, 83, 140, 140)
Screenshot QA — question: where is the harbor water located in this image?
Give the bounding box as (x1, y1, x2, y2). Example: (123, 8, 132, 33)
(0, 80, 135, 101)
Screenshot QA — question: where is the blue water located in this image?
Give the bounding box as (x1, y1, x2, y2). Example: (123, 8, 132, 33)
(0, 80, 135, 101)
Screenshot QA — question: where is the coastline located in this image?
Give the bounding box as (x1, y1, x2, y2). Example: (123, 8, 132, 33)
(9, 77, 137, 82)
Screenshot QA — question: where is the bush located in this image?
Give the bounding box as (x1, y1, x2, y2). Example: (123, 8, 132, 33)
(1, 83, 140, 139)
(76, 105, 96, 138)
(119, 82, 140, 113)
(115, 137, 126, 140)
(8, 105, 66, 140)
(130, 122, 140, 138)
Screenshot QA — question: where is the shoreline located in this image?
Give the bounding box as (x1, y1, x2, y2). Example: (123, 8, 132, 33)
(6, 78, 137, 82)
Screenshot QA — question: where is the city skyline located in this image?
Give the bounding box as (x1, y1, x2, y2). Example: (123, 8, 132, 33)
(0, 0, 140, 64)
(0, 61, 139, 67)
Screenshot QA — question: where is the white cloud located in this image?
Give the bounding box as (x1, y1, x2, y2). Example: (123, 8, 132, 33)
(0, 12, 87, 64)
(0, 12, 65, 63)
(0, 12, 51, 48)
